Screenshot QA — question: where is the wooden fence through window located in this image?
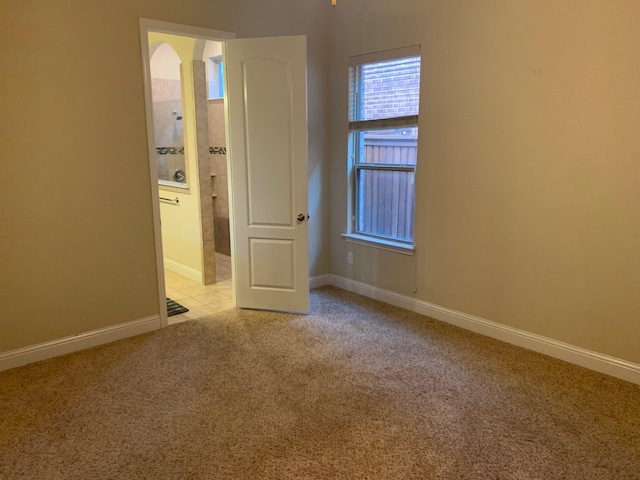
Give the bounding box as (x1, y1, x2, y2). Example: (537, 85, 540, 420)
(358, 135, 417, 241)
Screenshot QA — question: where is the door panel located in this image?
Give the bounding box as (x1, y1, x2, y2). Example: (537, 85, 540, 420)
(244, 58, 294, 227)
(249, 239, 295, 289)
(226, 36, 309, 313)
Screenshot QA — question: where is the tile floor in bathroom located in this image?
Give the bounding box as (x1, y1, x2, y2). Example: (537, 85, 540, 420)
(165, 253, 235, 325)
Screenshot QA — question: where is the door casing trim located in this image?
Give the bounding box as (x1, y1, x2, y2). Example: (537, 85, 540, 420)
(138, 18, 236, 327)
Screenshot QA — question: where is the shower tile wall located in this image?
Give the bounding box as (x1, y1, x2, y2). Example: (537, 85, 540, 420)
(152, 78, 185, 182)
(207, 99, 231, 255)
(193, 60, 216, 285)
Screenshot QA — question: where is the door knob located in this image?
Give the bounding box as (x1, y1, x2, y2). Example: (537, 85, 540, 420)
(297, 213, 306, 222)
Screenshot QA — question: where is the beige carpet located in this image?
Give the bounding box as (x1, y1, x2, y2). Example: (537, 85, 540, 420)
(1, 286, 639, 479)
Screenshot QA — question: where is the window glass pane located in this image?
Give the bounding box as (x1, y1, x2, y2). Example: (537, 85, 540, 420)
(351, 56, 421, 122)
(207, 56, 224, 100)
(217, 61, 225, 98)
(355, 128, 418, 165)
(357, 169, 415, 242)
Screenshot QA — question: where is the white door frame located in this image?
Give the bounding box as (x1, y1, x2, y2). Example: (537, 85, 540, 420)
(139, 18, 236, 328)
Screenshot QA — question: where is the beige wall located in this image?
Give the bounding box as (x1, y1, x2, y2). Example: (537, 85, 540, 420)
(328, 0, 640, 364)
(0, 0, 330, 353)
(11, 0, 630, 370)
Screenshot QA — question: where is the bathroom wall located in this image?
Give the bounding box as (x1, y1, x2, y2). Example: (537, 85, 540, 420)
(207, 99, 231, 255)
(152, 93, 184, 182)
(150, 43, 186, 184)
(149, 32, 206, 283)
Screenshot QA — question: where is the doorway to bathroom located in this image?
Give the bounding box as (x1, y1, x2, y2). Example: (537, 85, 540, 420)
(141, 21, 236, 325)
(140, 19, 311, 326)
(154, 36, 235, 324)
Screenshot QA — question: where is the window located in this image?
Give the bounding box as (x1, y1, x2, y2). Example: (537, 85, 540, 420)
(207, 55, 224, 100)
(347, 46, 421, 248)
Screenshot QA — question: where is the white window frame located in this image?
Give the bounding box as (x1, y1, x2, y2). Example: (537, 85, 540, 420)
(343, 45, 420, 255)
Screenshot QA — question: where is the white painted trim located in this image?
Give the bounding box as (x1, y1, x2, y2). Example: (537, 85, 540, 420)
(140, 18, 235, 41)
(139, 18, 169, 329)
(309, 274, 331, 289)
(0, 316, 161, 373)
(349, 44, 421, 67)
(328, 275, 640, 385)
(163, 258, 203, 284)
(342, 233, 415, 255)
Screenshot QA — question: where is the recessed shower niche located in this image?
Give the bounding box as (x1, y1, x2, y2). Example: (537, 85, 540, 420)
(149, 42, 188, 187)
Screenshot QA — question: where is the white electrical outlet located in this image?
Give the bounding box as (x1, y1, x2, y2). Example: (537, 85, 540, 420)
(347, 252, 354, 264)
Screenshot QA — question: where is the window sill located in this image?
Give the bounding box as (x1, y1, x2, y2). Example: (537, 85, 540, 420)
(159, 181, 190, 194)
(341, 233, 415, 256)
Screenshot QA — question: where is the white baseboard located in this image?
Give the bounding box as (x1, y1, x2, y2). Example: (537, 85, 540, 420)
(328, 275, 640, 385)
(309, 274, 331, 290)
(5, 277, 638, 385)
(164, 258, 202, 283)
(0, 316, 161, 373)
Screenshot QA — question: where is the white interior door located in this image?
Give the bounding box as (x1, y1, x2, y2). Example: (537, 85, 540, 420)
(225, 36, 309, 314)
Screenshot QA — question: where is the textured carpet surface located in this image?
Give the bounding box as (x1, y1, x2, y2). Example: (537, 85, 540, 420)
(1, 287, 639, 479)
